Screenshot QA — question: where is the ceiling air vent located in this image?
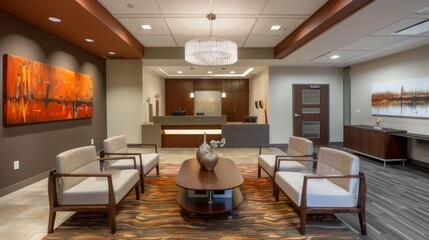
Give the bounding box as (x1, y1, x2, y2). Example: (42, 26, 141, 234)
(394, 19, 429, 35)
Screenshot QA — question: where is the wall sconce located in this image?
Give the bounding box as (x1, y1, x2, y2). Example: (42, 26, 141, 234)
(259, 100, 263, 109)
(255, 101, 259, 109)
(221, 92, 226, 98)
(190, 79, 195, 98)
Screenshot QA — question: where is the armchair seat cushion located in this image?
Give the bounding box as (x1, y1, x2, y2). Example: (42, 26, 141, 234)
(58, 169, 139, 205)
(275, 172, 358, 208)
(107, 153, 159, 175)
(259, 155, 307, 177)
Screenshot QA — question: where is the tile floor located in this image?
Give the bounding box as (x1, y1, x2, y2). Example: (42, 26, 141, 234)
(0, 147, 282, 240)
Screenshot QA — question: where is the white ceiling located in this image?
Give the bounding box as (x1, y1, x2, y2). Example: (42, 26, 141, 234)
(98, 0, 429, 78)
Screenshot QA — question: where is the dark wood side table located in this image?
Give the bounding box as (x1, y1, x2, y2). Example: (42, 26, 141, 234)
(176, 158, 244, 214)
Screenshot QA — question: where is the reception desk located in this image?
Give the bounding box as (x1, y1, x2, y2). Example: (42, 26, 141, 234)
(142, 116, 269, 148)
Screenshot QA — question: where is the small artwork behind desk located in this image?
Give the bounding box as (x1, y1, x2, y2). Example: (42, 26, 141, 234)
(194, 91, 221, 116)
(372, 78, 429, 118)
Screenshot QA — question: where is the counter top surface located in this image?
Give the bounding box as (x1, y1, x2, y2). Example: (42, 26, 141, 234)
(153, 116, 227, 125)
(345, 125, 407, 133)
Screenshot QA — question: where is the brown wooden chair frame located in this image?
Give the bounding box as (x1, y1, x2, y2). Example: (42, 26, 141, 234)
(258, 143, 317, 193)
(47, 157, 140, 234)
(100, 143, 159, 193)
(274, 160, 367, 235)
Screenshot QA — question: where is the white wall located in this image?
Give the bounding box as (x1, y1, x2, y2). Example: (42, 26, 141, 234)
(269, 67, 344, 143)
(106, 60, 143, 143)
(249, 68, 269, 124)
(350, 45, 429, 135)
(143, 67, 165, 123)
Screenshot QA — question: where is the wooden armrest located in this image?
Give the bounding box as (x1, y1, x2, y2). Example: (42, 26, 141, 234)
(100, 152, 142, 172)
(274, 153, 318, 173)
(53, 172, 112, 178)
(98, 156, 136, 161)
(304, 174, 364, 180)
(128, 143, 158, 153)
(259, 143, 288, 154)
(98, 156, 137, 169)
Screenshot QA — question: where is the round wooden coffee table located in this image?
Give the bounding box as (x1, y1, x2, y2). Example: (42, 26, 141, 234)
(176, 158, 244, 214)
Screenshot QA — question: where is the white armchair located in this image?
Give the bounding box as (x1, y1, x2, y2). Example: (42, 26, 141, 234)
(258, 136, 316, 193)
(101, 135, 159, 193)
(48, 146, 140, 234)
(274, 147, 367, 235)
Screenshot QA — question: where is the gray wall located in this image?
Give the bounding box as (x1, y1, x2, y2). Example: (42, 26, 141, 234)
(350, 45, 429, 134)
(0, 10, 107, 196)
(106, 60, 143, 143)
(249, 68, 269, 124)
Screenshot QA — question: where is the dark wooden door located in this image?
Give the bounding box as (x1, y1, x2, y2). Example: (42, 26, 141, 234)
(293, 84, 329, 146)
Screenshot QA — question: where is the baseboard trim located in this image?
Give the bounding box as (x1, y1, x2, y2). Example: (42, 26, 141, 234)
(0, 169, 52, 198)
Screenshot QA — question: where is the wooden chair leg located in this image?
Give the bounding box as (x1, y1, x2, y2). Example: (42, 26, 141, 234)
(135, 184, 140, 200)
(156, 164, 160, 175)
(300, 209, 307, 235)
(272, 178, 276, 196)
(109, 207, 117, 234)
(275, 186, 280, 201)
(359, 211, 367, 235)
(140, 174, 145, 193)
(258, 166, 261, 178)
(47, 209, 56, 234)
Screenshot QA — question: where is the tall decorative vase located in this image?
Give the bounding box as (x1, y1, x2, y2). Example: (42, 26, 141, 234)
(148, 103, 153, 123)
(196, 133, 218, 171)
(156, 100, 159, 116)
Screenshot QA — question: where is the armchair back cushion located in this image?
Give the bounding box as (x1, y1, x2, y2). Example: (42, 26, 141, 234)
(56, 146, 99, 193)
(287, 136, 314, 168)
(316, 147, 359, 193)
(103, 135, 128, 154)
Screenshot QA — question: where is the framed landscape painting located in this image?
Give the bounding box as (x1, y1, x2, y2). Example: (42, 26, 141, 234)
(3, 54, 93, 125)
(371, 78, 429, 118)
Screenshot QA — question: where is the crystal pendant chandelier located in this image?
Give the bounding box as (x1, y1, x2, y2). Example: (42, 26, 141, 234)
(184, 13, 238, 66)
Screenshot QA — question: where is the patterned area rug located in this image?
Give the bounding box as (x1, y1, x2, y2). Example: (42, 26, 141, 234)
(44, 164, 359, 239)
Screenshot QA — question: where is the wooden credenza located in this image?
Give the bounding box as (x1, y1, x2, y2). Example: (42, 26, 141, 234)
(343, 125, 407, 166)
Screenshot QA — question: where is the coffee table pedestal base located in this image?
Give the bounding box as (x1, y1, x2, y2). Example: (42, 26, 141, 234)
(176, 187, 243, 214)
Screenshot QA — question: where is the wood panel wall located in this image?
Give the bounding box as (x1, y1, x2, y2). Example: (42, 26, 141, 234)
(165, 79, 249, 122)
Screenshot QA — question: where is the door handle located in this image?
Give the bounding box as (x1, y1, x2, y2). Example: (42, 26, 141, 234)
(294, 113, 301, 118)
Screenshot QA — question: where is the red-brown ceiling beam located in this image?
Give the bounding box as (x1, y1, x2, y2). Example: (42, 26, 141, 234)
(275, 0, 374, 59)
(0, 0, 144, 59)
(76, 0, 144, 58)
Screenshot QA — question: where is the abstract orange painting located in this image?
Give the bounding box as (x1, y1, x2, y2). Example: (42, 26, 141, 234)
(3, 54, 93, 125)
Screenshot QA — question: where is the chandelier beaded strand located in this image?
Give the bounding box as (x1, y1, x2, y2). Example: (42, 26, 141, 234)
(184, 13, 238, 66)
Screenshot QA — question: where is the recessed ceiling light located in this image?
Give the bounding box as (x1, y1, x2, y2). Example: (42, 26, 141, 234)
(330, 55, 340, 59)
(207, 71, 213, 74)
(177, 71, 183, 74)
(85, 38, 94, 43)
(48, 17, 61, 23)
(230, 71, 235, 74)
(126, 3, 135, 8)
(108, 52, 116, 55)
(270, 25, 282, 31)
(141, 25, 152, 30)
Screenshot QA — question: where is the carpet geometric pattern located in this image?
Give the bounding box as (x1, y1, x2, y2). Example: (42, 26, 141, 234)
(43, 164, 359, 239)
